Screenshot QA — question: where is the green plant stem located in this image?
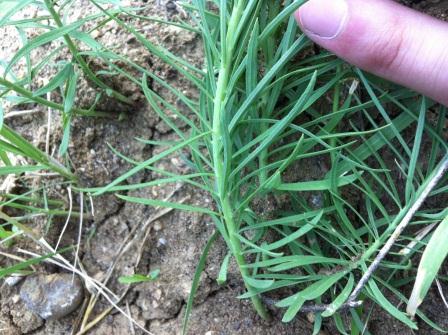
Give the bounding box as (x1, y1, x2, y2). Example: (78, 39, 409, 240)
(43, 0, 132, 105)
(221, 197, 269, 319)
(0, 77, 110, 118)
(211, 0, 268, 320)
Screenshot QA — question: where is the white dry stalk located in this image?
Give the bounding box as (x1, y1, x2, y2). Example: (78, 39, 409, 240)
(4, 109, 40, 119)
(436, 279, 448, 311)
(46, 92, 52, 155)
(55, 185, 73, 251)
(73, 192, 84, 277)
(348, 79, 359, 95)
(348, 153, 448, 303)
(0, 153, 18, 206)
(26, 172, 60, 177)
(398, 222, 437, 256)
(126, 300, 136, 335)
(88, 194, 95, 217)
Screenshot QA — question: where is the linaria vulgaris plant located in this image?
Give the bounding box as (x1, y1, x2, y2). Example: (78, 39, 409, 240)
(1, 0, 447, 334)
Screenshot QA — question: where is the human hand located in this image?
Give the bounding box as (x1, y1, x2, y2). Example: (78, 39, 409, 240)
(295, 0, 448, 106)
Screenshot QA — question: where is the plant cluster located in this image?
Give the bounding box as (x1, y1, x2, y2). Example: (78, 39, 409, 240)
(0, 1, 447, 334)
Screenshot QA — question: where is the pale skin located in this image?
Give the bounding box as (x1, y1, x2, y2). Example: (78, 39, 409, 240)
(295, 0, 448, 107)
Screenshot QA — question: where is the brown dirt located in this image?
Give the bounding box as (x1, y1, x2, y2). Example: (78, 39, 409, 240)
(401, 0, 448, 20)
(0, 1, 447, 335)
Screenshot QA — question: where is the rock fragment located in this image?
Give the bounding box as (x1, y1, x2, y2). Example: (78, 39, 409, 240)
(19, 273, 84, 320)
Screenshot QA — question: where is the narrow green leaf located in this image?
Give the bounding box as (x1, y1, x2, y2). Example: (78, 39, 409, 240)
(230, 71, 317, 177)
(322, 274, 354, 317)
(369, 280, 417, 329)
(33, 63, 72, 97)
(235, 233, 283, 257)
(0, 164, 44, 175)
(217, 252, 231, 285)
(279, 271, 347, 322)
(243, 275, 274, 289)
(405, 97, 426, 202)
(5, 19, 86, 75)
(276, 174, 358, 192)
(244, 255, 347, 270)
(229, 34, 308, 130)
(58, 115, 71, 156)
(240, 208, 335, 231)
(182, 232, 218, 335)
(94, 131, 211, 195)
(407, 214, 448, 317)
(118, 270, 160, 284)
(116, 194, 218, 216)
(0, 0, 36, 28)
(277, 271, 347, 308)
(282, 296, 306, 322)
(261, 210, 323, 251)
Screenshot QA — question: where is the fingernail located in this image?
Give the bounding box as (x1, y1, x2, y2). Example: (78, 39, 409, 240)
(296, 0, 349, 39)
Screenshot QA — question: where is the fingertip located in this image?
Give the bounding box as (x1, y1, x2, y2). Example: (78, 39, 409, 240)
(295, 0, 349, 40)
(294, 0, 448, 106)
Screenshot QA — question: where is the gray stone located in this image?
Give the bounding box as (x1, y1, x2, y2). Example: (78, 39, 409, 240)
(19, 273, 84, 320)
(4, 275, 24, 287)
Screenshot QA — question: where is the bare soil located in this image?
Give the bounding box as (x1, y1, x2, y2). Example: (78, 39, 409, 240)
(0, 1, 447, 334)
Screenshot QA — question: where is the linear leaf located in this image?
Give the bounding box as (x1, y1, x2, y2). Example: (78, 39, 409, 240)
(407, 214, 448, 317)
(276, 174, 358, 192)
(322, 274, 354, 317)
(116, 195, 218, 216)
(182, 232, 218, 335)
(369, 280, 417, 329)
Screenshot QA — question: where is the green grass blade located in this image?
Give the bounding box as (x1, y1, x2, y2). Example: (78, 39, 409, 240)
(322, 274, 354, 317)
(405, 97, 426, 202)
(276, 173, 358, 192)
(217, 252, 231, 285)
(116, 194, 219, 216)
(94, 131, 211, 195)
(182, 232, 218, 335)
(407, 214, 448, 316)
(368, 280, 417, 329)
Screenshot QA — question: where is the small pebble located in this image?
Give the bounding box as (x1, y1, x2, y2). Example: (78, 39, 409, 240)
(4, 275, 24, 287)
(153, 288, 163, 300)
(153, 221, 163, 231)
(309, 192, 324, 209)
(306, 312, 315, 323)
(157, 237, 167, 247)
(166, 0, 176, 11)
(20, 273, 84, 320)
